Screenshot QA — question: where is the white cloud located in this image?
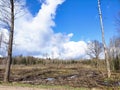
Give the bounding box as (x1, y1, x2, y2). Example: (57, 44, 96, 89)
(62, 41, 87, 59)
(0, 0, 88, 59)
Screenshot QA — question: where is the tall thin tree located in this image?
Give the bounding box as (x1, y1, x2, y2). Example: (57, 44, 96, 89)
(0, 0, 24, 82)
(97, 0, 111, 78)
(4, 0, 14, 82)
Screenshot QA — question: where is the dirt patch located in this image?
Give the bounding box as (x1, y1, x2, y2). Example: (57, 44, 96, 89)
(13, 68, 105, 88)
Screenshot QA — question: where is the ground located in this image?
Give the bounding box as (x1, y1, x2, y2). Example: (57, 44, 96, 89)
(0, 85, 103, 90)
(0, 85, 46, 90)
(0, 60, 120, 89)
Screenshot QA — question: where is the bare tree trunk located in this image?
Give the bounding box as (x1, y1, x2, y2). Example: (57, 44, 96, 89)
(4, 0, 14, 82)
(97, 0, 111, 78)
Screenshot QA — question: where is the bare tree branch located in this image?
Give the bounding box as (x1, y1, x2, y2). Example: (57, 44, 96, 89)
(86, 40, 103, 59)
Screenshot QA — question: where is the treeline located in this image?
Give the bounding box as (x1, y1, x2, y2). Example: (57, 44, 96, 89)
(12, 56, 82, 65)
(1, 55, 119, 71)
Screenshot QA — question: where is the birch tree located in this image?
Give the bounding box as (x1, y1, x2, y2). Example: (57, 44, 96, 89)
(0, 0, 24, 82)
(97, 0, 111, 78)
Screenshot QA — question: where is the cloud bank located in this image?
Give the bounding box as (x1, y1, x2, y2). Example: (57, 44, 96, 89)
(0, 0, 87, 59)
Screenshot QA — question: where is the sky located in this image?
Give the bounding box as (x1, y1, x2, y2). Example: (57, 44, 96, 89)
(26, 0, 120, 42)
(0, 0, 120, 59)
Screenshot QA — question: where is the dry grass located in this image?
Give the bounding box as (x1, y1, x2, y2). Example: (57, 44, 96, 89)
(0, 59, 120, 89)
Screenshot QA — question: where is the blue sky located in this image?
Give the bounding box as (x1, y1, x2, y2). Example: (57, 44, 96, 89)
(26, 0, 120, 43)
(1, 0, 120, 59)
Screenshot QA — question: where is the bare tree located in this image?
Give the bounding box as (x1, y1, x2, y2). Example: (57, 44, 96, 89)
(97, 0, 111, 78)
(0, 0, 24, 82)
(0, 32, 3, 57)
(87, 40, 103, 59)
(116, 12, 120, 32)
(114, 11, 120, 58)
(109, 36, 120, 59)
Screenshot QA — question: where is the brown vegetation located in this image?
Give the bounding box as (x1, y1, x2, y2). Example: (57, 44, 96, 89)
(0, 56, 120, 89)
